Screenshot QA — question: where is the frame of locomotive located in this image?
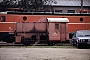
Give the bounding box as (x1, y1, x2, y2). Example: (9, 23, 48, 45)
(0, 12, 90, 45)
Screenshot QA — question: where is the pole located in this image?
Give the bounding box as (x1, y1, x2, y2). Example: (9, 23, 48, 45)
(81, 0, 83, 10)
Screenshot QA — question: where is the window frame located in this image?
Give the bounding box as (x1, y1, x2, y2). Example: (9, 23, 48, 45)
(67, 10, 75, 13)
(55, 23, 59, 29)
(55, 10, 62, 13)
(1, 16, 6, 22)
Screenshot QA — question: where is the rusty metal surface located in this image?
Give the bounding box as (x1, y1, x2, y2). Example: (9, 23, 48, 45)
(16, 19, 69, 43)
(49, 23, 60, 41)
(49, 22, 69, 42)
(16, 23, 22, 32)
(35, 23, 47, 32)
(15, 36, 21, 43)
(22, 23, 34, 32)
(16, 23, 35, 32)
(66, 23, 69, 40)
(16, 22, 47, 32)
(60, 23, 66, 41)
(17, 33, 35, 38)
(0, 23, 15, 32)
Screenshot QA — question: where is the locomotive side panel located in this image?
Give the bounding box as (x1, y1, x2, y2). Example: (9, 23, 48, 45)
(15, 22, 47, 44)
(0, 12, 90, 44)
(47, 18, 69, 42)
(66, 23, 69, 40)
(68, 24, 88, 32)
(16, 15, 90, 33)
(22, 23, 35, 32)
(16, 22, 47, 33)
(48, 23, 60, 41)
(35, 23, 47, 32)
(17, 33, 36, 38)
(15, 36, 21, 43)
(60, 23, 67, 42)
(48, 23, 69, 42)
(66, 16, 90, 23)
(87, 24, 90, 30)
(0, 23, 16, 32)
(16, 23, 22, 32)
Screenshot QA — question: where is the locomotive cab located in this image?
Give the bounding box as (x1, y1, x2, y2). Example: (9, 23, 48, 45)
(47, 18, 69, 43)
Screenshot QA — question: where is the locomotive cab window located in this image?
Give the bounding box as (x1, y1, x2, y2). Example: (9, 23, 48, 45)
(1, 16, 6, 22)
(55, 23, 59, 29)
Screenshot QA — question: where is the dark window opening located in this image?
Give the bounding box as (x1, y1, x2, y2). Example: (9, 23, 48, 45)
(55, 24, 59, 29)
(40, 35, 46, 40)
(69, 33, 74, 39)
(55, 10, 62, 13)
(23, 16, 27, 21)
(68, 10, 75, 13)
(1, 16, 6, 22)
(31, 35, 36, 40)
(80, 17, 83, 22)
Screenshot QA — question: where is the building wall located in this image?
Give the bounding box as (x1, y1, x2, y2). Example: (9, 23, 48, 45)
(48, 6, 89, 13)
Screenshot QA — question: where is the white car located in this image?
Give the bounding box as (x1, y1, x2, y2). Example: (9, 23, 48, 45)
(70, 30, 90, 48)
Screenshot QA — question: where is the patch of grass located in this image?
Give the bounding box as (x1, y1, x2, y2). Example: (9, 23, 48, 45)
(0, 46, 76, 48)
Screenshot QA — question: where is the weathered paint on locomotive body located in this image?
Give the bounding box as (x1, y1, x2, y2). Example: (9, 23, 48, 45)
(16, 22, 48, 43)
(0, 12, 90, 44)
(0, 22, 16, 32)
(0, 14, 90, 33)
(15, 18, 69, 43)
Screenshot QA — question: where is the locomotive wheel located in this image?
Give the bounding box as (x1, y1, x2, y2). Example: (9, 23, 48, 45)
(21, 38, 30, 46)
(23, 43, 30, 46)
(7, 36, 15, 43)
(48, 42, 53, 46)
(22, 42, 30, 46)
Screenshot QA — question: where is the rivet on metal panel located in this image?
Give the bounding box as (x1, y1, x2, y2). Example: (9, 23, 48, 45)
(9, 27, 13, 31)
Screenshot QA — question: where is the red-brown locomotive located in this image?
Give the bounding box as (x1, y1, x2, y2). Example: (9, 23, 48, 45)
(15, 18, 69, 45)
(0, 12, 90, 45)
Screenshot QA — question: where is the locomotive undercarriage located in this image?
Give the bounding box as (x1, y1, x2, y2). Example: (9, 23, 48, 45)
(0, 32, 49, 45)
(15, 32, 49, 45)
(0, 32, 70, 46)
(0, 32, 15, 43)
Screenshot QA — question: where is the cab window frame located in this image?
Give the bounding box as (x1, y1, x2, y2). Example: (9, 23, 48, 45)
(1, 16, 6, 22)
(55, 23, 59, 29)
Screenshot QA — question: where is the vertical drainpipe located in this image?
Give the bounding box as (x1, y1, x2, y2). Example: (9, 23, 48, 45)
(81, 0, 83, 10)
(81, 0, 87, 30)
(89, 1, 90, 30)
(35, 0, 36, 12)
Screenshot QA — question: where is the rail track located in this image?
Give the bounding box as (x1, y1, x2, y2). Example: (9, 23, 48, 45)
(0, 42, 71, 46)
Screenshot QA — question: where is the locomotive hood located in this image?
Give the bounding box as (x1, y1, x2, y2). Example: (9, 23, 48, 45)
(77, 37, 90, 40)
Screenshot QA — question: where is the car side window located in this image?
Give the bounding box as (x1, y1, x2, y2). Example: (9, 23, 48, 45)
(73, 33, 76, 38)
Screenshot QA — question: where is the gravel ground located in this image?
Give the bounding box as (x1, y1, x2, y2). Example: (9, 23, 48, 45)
(0, 48, 90, 60)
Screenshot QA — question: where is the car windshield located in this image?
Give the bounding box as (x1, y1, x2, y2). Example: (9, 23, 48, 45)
(77, 31, 90, 37)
